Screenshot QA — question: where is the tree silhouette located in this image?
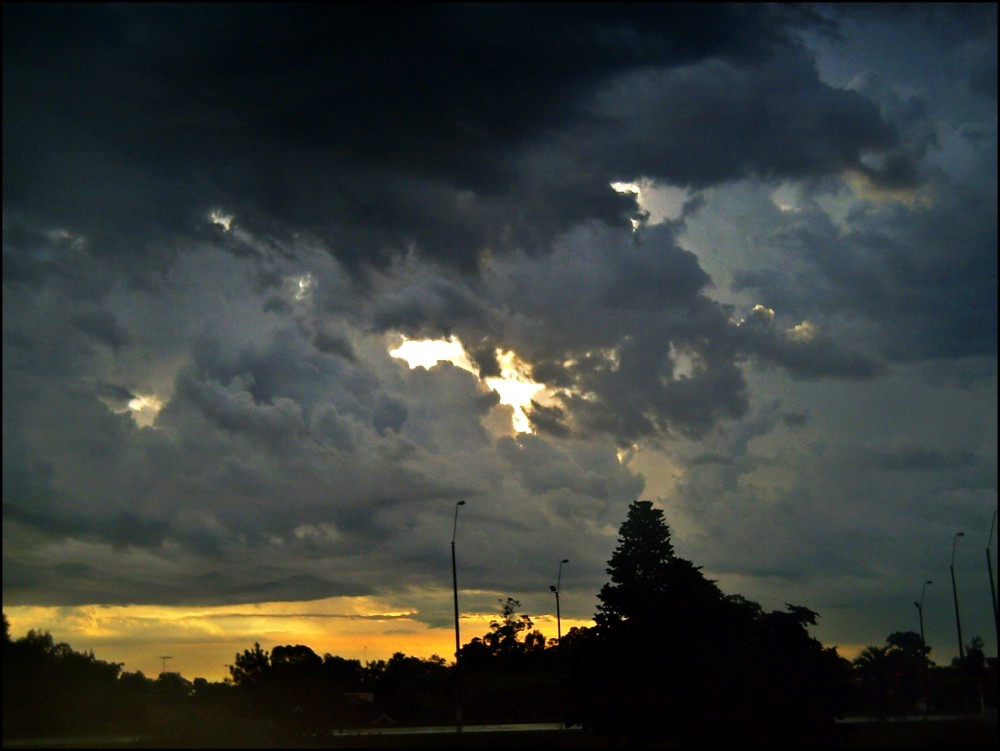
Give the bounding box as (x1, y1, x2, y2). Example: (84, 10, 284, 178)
(481, 597, 546, 660)
(230, 641, 271, 689)
(2, 622, 135, 738)
(453, 597, 562, 724)
(371, 652, 451, 725)
(566, 500, 850, 748)
(851, 630, 944, 714)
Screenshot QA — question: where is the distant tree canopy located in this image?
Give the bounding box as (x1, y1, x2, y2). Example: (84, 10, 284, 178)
(459, 597, 548, 669)
(2, 623, 137, 737)
(850, 631, 991, 716)
(227, 642, 376, 730)
(850, 629, 932, 714)
(455, 597, 563, 724)
(567, 500, 851, 748)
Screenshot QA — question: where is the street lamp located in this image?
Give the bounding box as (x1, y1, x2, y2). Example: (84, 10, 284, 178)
(914, 579, 933, 652)
(951, 531, 965, 661)
(451, 500, 465, 730)
(914, 579, 933, 715)
(988, 510, 998, 647)
(549, 559, 569, 642)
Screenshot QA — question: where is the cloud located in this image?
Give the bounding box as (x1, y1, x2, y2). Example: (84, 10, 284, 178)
(3, 4, 892, 277)
(868, 446, 979, 473)
(729, 182, 998, 363)
(585, 46, 904, 189)
(735, 304, 881, 380)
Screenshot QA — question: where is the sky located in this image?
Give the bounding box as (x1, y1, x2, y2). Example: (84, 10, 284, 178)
(3, 4, 997, 682)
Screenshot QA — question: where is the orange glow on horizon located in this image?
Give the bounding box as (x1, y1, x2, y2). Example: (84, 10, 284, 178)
(3, 602, 597, 683)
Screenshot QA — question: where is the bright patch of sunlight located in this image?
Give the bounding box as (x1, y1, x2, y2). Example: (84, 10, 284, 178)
(484, 350, 544, 434)
(100, 392, 163, 428)
(611, 181, 641, 195)
(611, 181, 643, 230)
(209, 209, 234, 231)
(617, 443, 639, 464)
(128, 394, 164, 428)
(390, 336, 477, 372)
(772, 184, 801, 213)
(668, 343, 696, 379)
(612, 179, 691, 225)
(390, 336, 543, 434)
(786, 320, 817, 343)
(740, 304, 775, 326)
(293, 273, 314, 302)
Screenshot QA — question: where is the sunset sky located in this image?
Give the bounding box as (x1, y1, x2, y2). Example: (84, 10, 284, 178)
(3, 4, 996, 682)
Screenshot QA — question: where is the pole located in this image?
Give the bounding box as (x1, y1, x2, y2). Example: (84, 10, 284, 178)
(988, 510, 998, 647)
(915, 579, 932, 713)
(951, 532, 965, 661)
(555, 589, 562, 642)
(552, 559, 568, 642)
(451, 500, 465, 731)
(916, 580, 932, 651)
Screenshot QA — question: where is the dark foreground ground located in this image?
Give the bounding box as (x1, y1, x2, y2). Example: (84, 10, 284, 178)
(4, 718, 997, 749)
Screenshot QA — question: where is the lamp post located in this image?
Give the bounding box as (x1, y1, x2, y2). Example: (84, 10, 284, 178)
(988, 510, 998, 647)
(914, 579, 933, 715)
(951, 531, 965, 661)
(451, 500, 465, 730)
(914, 579, 932, 652)
(549, 559, 569, 642)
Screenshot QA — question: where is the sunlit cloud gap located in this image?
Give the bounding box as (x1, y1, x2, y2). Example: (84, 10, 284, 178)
(611, 179, 691, 226)
(209, 209, 233, 231)
(127, 394, 164, 428)
(390, 336, 543, 434)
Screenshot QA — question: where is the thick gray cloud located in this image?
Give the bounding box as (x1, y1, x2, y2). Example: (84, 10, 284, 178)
(584, 46, 902, 188)
(3, 4, 887, 273)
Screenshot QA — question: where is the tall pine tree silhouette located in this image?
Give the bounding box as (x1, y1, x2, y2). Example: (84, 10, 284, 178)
(567, 500, 850, 748)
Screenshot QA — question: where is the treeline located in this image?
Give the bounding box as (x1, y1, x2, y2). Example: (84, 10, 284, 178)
(849, 630, 994, 716)
(3, 501, 995, 746)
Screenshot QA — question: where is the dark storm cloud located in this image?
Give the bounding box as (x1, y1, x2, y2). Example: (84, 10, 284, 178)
(374, 216, 876, 447)
(584, 45, 902, 189)
(827, 3, 997, 103)
(868, 446, 979, 474)
(95, 383, 139, 411)
(734, 304, 880, 380)
(730, 180, 998, 363)
(4, 3, 874, 275)
(70, 310, 131, 351)
(3, 2, 911, 456)
(370, 269, 491, 336)
(4, 552, 367, 608)
(431, 221, 756, 444)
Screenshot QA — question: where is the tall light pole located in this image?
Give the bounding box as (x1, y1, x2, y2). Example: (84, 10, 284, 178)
(988, 510, 998, 647)
(914, 579, 933, 715)
(549, 559, 569, 642)
(451, 500, 465, 730)
(951, 531, 965, 661)
(914, 579, 932, 652)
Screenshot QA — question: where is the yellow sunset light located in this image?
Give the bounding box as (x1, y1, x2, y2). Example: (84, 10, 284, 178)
(3, 597, 463, 681)
(484, 350, 543, 434)
(209, 210, 234, 232)
(389, 336, 477, 372)
(390, 336, 544, 434)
